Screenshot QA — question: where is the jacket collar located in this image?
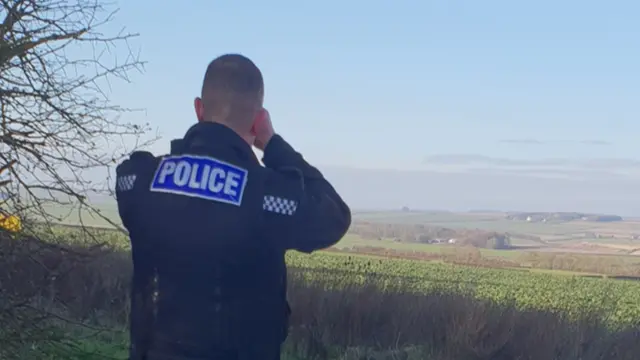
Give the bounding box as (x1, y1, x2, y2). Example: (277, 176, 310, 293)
(178, 122, 259, 164)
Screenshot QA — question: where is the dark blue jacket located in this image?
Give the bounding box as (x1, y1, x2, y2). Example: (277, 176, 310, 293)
(115, 122, 351, 360)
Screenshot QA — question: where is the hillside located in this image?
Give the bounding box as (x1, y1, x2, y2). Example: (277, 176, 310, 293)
(348, 221, 512, 249)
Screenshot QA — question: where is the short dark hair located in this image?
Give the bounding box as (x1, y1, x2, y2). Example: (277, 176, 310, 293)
(200, 54, 264, 128)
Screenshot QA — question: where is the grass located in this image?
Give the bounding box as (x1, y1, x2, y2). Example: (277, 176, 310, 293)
(50, 336, 128, 360)
(48, 337, 427, 360)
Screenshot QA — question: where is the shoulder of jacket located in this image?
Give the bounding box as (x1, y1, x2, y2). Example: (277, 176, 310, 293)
(116, 151, 157, 174)
(261, 165, 303, 180)
(129, 151, 158, 165)
(260, 166, 305, 193)
(115, 151, 159, 193)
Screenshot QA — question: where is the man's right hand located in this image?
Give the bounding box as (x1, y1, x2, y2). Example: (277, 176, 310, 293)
(252, 108, 275, 151)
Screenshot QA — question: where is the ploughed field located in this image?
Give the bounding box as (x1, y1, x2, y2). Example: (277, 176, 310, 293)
(286, 251, 640, 328)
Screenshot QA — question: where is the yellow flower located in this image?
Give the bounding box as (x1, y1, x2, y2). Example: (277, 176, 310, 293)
(0, 214, 22, 233)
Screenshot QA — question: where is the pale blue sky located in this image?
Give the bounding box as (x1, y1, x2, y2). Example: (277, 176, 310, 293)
(91, 1, 640, 213)
(107, 0, 639, 169)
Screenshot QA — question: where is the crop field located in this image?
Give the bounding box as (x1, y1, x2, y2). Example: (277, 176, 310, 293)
(42, 243, 640, 359)
(287, 251, 640, 328)
(28, 221, 640, 326)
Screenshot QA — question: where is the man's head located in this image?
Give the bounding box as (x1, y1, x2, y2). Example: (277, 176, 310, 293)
(194, 54, 264, 138)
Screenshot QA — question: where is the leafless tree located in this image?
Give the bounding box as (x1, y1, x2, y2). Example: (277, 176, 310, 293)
(0, 0, 151, 357)
(0, 0, 153, 229)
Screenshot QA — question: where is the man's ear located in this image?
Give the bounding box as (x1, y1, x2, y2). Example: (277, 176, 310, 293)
(194, 97, 204, 122)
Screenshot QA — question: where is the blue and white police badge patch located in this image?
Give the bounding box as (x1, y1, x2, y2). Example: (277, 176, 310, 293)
(149, 155, 248, 206)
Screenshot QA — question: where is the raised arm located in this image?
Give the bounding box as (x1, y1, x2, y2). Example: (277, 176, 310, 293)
(260, 135, 351, 253)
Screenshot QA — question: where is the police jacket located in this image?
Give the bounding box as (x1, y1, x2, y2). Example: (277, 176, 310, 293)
(115, 122, 351, 359)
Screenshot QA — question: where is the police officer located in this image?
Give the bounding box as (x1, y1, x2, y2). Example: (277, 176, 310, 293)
(115, 54, 351, 360)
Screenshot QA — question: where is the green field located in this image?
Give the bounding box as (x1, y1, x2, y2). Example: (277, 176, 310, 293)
(36, 221, 640, 328)
(15, 207, 640, 357)
(7, 220, 640, 359)
(32, 248, 640, 359)
(286, 251, 640, 327)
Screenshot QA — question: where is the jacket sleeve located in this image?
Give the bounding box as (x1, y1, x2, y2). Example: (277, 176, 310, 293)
(115, 152, 157, 359)
(260, 135, 351, 253)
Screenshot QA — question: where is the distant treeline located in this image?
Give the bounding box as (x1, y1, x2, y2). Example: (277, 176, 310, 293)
(506, 212, 623, 223)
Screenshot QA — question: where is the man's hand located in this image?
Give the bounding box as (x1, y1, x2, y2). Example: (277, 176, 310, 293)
(252, 108, 275, 151)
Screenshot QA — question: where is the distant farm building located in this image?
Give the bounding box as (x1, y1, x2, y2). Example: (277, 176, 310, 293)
(508, 212, 622, 223)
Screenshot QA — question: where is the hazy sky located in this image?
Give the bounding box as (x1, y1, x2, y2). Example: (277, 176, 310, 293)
(88, 1, 640, 214)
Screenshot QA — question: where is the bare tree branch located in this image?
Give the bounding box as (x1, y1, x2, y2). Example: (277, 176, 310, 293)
(0, 0, 155, 222)
(0, 1, 154, 357)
